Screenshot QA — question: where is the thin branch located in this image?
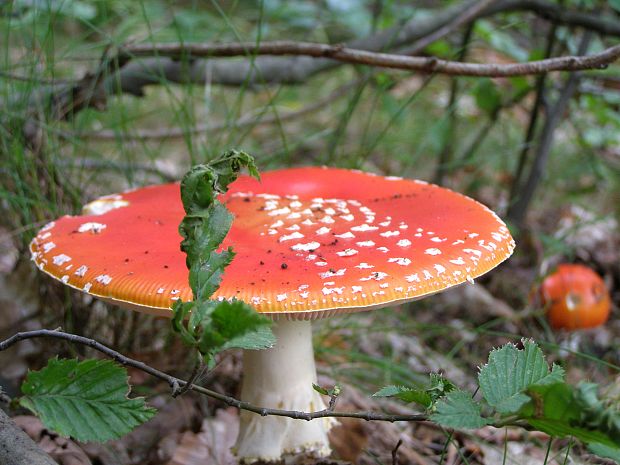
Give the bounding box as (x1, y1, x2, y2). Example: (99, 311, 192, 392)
(0, 329, 427, 423)
(120, 41, 620, 77)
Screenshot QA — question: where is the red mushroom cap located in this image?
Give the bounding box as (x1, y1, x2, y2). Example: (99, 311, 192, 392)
(541, 263, 611, 330)
(30, 167, 515, 319)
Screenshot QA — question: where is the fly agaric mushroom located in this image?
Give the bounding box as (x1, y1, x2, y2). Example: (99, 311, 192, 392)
(541, 263, 611, 330)
(30, 167, 515, 462)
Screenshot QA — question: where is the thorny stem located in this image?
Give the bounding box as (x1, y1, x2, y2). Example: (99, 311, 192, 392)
(0, 329, 427, 423)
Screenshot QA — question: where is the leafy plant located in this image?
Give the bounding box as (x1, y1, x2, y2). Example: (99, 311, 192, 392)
(378, 339, 620, 461)
(171, 150, 275, 364)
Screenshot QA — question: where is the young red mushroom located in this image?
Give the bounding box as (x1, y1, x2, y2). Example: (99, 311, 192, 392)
(541, 263, 611, 330)
(30, 167, 515, 462)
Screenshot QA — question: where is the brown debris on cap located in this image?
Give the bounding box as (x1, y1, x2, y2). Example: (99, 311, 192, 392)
(30, 167, 515, 319)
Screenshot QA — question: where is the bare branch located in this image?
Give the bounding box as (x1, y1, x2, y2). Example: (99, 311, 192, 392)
(121, 41, 620, 77)
(0, 329, 427, 423)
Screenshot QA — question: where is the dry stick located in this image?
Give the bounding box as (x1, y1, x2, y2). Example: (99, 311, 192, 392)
(507, 32, 593, 226)
(0, 329, 426, 423)
(120, 40, 620, 78)
(78, 80, 359, 141)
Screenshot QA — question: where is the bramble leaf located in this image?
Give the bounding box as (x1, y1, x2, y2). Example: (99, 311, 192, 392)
(20, 358, 155, 442)
(478, 339, 564, 414)
(431, 391, 490, 429)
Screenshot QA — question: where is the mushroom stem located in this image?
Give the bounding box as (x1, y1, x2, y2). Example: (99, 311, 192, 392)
(234, 319, 334, 463)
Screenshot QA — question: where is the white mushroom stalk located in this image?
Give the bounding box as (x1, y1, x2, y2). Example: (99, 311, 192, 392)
(235, 320, 335, 462)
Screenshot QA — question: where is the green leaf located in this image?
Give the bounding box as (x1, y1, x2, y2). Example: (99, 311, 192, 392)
(431, 391, 490, 429)
(426, 372, 456, 404)
(610, 0, 620, 13)
(478, 339, 565, 414)
(313, 383, 329, 396)
(527, 419, 617, 448)
(519, 381, 620, 449)
(373, 385, 432, 408)
(313, 383, 341, 397)
(172, 150, 274, 362)
(200, 300, 275, 355)
(20, 358, 155, 443)
(588, 442, 620, 462)
(373, 373, 455, 409)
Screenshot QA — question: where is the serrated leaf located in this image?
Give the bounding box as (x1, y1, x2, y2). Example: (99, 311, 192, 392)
(426, 372, 456, 403)
(20, 358, 155, 443)
(198, 300, 275, 358)
(431, 391, 490, 429)
(372, 385, 431, 408)
(172, 151, 274, 362)
(373, 385, 406, 397)
(478, 339, 565, 414)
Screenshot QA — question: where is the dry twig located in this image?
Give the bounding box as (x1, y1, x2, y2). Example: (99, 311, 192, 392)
(121, 40, 620, 77)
